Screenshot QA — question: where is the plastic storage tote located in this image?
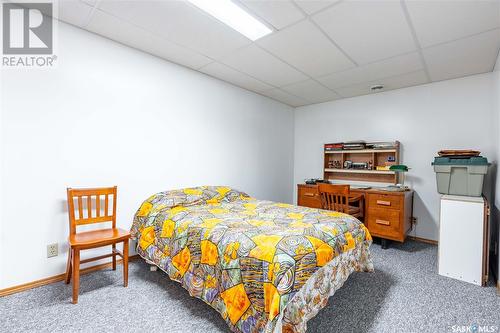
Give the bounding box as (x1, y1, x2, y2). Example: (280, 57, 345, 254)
(432, 156, 489, 197)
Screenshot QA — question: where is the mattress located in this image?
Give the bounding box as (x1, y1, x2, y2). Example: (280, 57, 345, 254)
(131, 186, 373, 333)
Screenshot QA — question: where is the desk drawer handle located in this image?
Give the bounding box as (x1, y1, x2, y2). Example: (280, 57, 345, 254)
(304, 193, 315, 197)
(376, 200, 391, 206)
(375, 219, 390, 226)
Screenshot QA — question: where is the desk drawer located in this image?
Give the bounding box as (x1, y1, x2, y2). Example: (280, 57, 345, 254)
(298, 186, 321, 208)
(368, 193, 401, 210)
(367, 208, 401, 238)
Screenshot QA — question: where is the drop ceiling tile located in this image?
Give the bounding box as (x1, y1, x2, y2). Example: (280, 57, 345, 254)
(258, 20, 354, 77)
(406, 0, 500, 48)
(49, 0, 94, 27)
(96, 0, 139, 21)
(281, 79, 339, 103)
(294, 0, 340, 15)
(97, 0, 251, 60)
(220, 44, 308, 86)
(80, 0, 98, 7)
(312, 1, 416, 64)
(423, 29, 500, 82)
(336, 70, 429, 98)
(199, 62, 274, 92)
(317, 52, 423, 89)
(239, 0, 304, 30)
(86, 9, 212, 69)
(260, 88, 309, 107)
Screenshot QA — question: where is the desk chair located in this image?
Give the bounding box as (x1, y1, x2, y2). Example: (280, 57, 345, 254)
(65, 186, 130, 304)
(317, 183, 364, 219)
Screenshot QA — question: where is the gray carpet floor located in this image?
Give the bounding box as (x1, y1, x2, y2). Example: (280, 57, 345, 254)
(1, 240, 499, 333)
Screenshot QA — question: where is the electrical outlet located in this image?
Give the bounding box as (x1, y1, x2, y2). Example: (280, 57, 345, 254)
(411, 217, 418, 225)
(47, 243, 58, 258)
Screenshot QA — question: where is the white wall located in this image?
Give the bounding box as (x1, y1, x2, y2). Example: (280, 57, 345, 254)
(494, 54, 500, 212)
(294, 73, 498, 242)
(0, 23, 294, 289)
(0, 76, 3, 289)
(493, 61, 500, 283)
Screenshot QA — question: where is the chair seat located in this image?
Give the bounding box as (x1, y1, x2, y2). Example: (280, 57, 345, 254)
(69, 228, 130, 248)
(348, 206, 363, 218)
(348, 206, 361, 214)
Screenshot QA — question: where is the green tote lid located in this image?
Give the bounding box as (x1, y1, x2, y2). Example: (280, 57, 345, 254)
(432, 156, 489, 166)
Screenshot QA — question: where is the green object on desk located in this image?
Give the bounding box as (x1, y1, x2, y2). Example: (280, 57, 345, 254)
(390, 164, 410, 190)
(390, 164, 409, 172)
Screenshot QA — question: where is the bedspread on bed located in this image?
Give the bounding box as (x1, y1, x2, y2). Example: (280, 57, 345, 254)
(131, 186, 373, 333)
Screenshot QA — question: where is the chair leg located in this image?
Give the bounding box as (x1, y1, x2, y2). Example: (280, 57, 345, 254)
(360, 197, 365, 219)
(72, 249, 80, 304)
(123, 240, 129, 287)
(112, 244, 117, 271)
(65, 248, 72, 284)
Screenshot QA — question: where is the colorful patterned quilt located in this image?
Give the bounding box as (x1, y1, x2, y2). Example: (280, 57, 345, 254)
(131, 186, 373, 333)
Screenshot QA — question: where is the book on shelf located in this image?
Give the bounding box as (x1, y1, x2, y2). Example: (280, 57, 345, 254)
(366, 141, 397, 150)
(324, 143, 343, 151)
(324, 141, 398, 151)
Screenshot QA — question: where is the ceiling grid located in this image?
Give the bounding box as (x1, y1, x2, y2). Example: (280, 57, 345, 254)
(50, 0, 500, 106)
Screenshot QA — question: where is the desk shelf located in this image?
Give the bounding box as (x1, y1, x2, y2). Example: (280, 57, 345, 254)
(325, 149, 397, 154)
(324, 141, 400, 184)
(324, 168, 395, 175)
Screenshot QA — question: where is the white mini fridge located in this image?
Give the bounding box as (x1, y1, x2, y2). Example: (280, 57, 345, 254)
(438, 195, 489, 286)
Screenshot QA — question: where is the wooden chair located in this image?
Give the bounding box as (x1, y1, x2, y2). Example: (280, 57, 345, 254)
(317, 183, 364, 219)
(65, 186, 130, 304)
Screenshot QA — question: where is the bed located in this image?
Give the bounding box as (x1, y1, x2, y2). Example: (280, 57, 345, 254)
(131, 186, 373, 333)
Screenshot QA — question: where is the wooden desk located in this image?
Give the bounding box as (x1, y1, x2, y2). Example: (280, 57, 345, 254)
(298, 184, 414, 247)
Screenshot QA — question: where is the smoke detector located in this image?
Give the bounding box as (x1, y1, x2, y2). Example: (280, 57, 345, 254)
(370, 84, 384, 91)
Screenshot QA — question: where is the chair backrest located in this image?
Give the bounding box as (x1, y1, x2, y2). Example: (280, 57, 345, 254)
(317, 183, 350, 213)
(67, 186, 117, 235)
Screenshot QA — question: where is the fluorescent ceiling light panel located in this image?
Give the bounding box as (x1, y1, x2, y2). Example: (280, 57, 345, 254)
(187, 0, 272, 41)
